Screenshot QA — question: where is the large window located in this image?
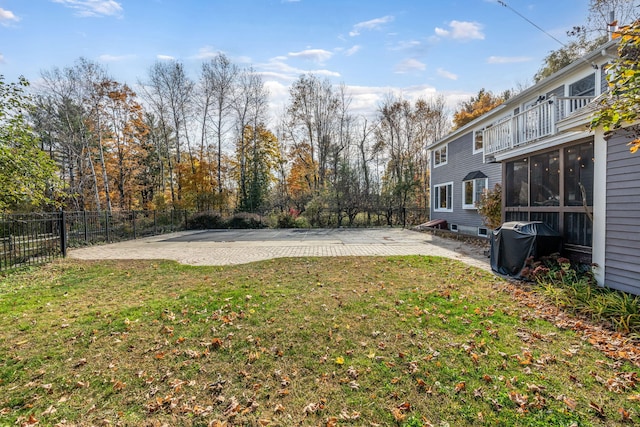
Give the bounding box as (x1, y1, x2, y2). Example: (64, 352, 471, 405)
(462, 175, 488, 209)
(506, 158, 528, 207)
(530, 151, 559, 206)
(434, 145, 447, 167)
(564, 142, 594, 206)
(434, 182, 453, 212)
(503, 140, 594, 254)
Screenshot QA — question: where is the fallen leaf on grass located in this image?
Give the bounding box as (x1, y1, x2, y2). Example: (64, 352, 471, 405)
(73, 358, 87, 368)
(509, 391, 528, 407)
(618, 407, 631, 421)
(325, 416, 338, 427)
(589, 401, 605, 417)
(338, 410, 360, 420)
(41, 406, 57, 417)
(563, 396, 577, 411)
(303, 402, 320, 415)
(23, 414, 38, 425)
(391, 407, 406, 423)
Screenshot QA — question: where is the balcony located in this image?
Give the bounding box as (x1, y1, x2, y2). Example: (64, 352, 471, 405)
(483, 96, 594, 157)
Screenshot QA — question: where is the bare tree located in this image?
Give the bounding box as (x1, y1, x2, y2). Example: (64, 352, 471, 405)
(286, 74, 340, 193)
(200, 54, 238, 210)
(140, 61, 194, 205)
(36, 58, 111, 211)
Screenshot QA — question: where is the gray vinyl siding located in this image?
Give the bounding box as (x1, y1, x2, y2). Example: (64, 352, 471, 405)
(430, 131, 501, 235)
(605, 130, 640, 294)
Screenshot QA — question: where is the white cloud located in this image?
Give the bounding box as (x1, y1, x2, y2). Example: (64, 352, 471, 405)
(52, 0, 123, 17)
(288, 49, 333, 63)
(193, 46, 223, 60)
(437, 68, 458, 80)
(0, 53, 5, 64)
(157, 54, 175, 61)
(434, 20, 484, 41)
(389, 40, 422, 51)
(344, 84, 447, 119)
(0, 7, 20, 25)
(258, 56, 340, 83)
(235, 55, 253, 64)
(394, 58, 426, 74)
(487, 55, 531, 64)
(349, 15, 394, 36)
(344, 45, 361, 56)
(98, 53, 134, 62)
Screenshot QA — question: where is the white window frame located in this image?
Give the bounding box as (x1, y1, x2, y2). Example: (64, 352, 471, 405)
(434, 182, 453, 212)
(433, 145, 448, 168)
(478, 227, 489, 237)
(473, 129, 483, 155)
(569, 73, 596, 97)
(462, 178, 488, 209)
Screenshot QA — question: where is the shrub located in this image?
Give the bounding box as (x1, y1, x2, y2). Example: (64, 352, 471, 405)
(273, 212, 310, 228)
(524, 254, 640, 334)
(186, 212, 223, 230)
(225, 212, 263, 229)
(476, 183, 502, 229)
(276, 212, 297, 228)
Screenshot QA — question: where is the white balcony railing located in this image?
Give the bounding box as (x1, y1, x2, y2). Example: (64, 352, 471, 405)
(484, 96, 594, 157)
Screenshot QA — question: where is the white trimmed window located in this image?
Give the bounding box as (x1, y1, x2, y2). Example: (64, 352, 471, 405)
(434, 145, 447, 167)
(434, 182, 453, 212)
(462, 172, 488, 209)
(473, 129, 483, 154)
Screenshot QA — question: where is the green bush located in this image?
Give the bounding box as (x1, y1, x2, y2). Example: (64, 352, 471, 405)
(273, 212, 310, 229)
(524, 254, 640, 334)
(276, 212, 297, 228)
(476, 183, 502, 229)
(186, 212, 224, 230)
(225, 213, 263, 229)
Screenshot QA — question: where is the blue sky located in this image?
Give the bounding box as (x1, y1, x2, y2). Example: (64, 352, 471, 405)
(1, 0, 593, 115)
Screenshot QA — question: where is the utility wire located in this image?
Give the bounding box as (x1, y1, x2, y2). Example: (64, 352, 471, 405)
(497, 0, 568, 48)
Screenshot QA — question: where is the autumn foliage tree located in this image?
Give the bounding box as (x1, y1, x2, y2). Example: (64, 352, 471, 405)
(233, 124, 281, 212)
(0, 76, 61, 211)
(452, 89, 506, 129)
(591, 19, 640, 152)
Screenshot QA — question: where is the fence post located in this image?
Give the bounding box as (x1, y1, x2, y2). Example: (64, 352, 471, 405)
(83, 210, 88, 243)
(105, 211, 110, 242)
(133, 211, 137, 239)
(60, 210, 67, 257)
(402, 207, 406, 229)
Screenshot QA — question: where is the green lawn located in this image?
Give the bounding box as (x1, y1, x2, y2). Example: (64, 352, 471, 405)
(0, 256, 638, 426)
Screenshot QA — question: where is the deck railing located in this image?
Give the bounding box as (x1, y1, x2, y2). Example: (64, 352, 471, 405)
(484, 95, 594, 157)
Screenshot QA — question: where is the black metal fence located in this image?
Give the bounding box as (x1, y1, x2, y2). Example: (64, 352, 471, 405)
(0, 207, 429, 272)
(0, 210, 190, 272)
(0, 212, 64, 271)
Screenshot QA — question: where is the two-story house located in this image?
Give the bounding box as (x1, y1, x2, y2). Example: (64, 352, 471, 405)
(431, 40, 640, 294)
(428, 113, 502, 238)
